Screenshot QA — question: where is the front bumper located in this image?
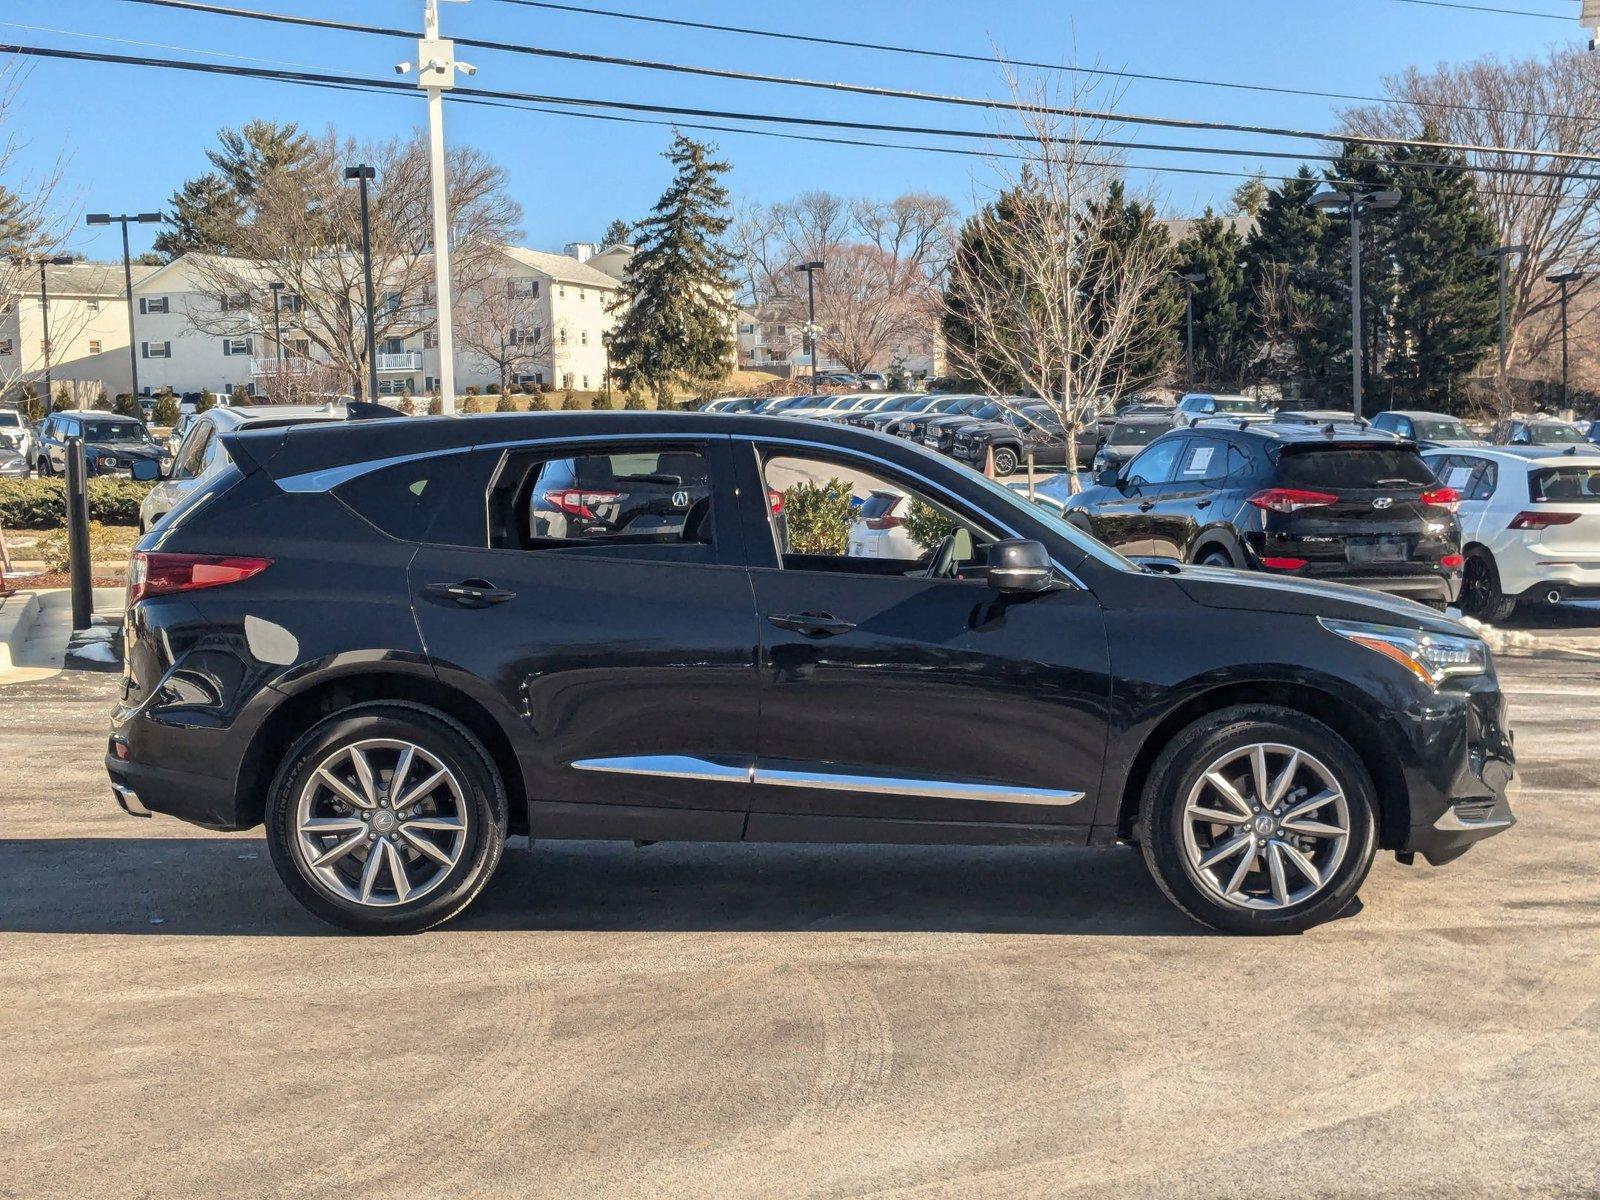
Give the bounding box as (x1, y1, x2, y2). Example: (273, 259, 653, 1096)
(0, 455, 28, 477)
(1395, 677, 1516, 865)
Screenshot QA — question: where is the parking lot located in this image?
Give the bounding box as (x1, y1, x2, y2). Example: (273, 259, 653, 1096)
(2, 610, 1599, 1198)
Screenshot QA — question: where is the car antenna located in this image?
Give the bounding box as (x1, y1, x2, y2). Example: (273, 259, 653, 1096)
(1322, 422, 1337, 438)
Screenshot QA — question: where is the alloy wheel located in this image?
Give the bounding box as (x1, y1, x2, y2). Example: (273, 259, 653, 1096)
(1180, 742, 1350, 911)
(292, 738, 470, 908)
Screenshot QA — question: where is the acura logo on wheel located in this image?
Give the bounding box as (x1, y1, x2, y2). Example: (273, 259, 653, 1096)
(1372, 497, 1393, 510)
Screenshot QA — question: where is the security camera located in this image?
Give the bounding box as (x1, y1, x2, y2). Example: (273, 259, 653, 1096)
(457, 61, 478, 76)
(395, 61, 413, 75)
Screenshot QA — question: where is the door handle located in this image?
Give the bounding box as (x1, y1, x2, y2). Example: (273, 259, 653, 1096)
(768, 611, 856, 638)
(1138, 500, 1156, 512)
(1196, 499, 1213, 510)
(423, 579, 517, 608)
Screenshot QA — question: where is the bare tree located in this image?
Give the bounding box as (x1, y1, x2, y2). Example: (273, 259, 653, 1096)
(734, 190, 955, 373)
(457, 269, 553, 396)
(943, 68, 1175, 490)
(1343, 48, 1600, 374)
(182, 128, 521, 397)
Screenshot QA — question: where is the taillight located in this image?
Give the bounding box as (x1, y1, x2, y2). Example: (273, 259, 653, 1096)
(1510, 510, 1581, 530)
(865, 515, 904, 530)
(767, 487, 784, 515)
(1248, 488, 1339, 514)
(1440, 553, 1464, 569)
(543, 488, 622, 520)
(128, 552, 272, 603)
(1259, 556, 1309, 570)
(1420, 487, 1460, 512)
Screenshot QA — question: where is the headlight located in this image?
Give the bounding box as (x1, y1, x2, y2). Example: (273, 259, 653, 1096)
(1320, 617, 1488, 688)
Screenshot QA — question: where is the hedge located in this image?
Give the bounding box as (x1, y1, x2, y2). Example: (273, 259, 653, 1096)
(0, 478, 157, 529)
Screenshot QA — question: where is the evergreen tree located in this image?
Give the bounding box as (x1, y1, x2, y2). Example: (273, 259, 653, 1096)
(1081, 181, 1180, 391)
(0, 183, 34, 257)
(152, 173, 242, 260)
(1173, 211, 1250, 387)
(208, 120, 315, 200)
(941, 187, 1031, 393)
(601, 218, 632, 246)
(1231, 174, 1270, 219)
(607, 134, 738, 403)
(152, 122, 314, 262)
(1243, 168, 1342, 394)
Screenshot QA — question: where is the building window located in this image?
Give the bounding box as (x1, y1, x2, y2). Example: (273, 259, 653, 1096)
(559, 285, 566, 299)
(223, 337, 253, 356)
(221, 292, 252, 313)
(140, 296, 169, 315)
(562, 372, 573, 388)
(509, 326, 539, 347)
(516, 371, 544, 386)
(423, 330, 438, 349)
(141, 341, 172, 359)
(582, 375, 589, 389)
(559, 328, 568, 345)
(87, 300, 101, 313)
(509, 278, 539, 299)
(381, 291, 402, 316)
(280, 293, 303, 313)
(580, 330, 589, 346)
(0, 339, 12, 356)
(88, 340, 103, 354)
(287, 338, 310, 357)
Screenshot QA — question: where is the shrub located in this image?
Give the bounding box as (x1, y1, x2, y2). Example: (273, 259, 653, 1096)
(464, 385, 480, 396)
(427, 396, 443, 416)
(539, 381, 555, 394)
(495, 395, 518, 412)
(196, 392, 216, 414)
(487, 382, 501, 395)
(113, 393, 142, 420)
(780, 479, 853, 555)
(93, 392, 115, 412)
(561, 391, 583, 411)
(623, 391, 646, 410)
(52, 388, 75, 413)
(400, 395, 418, 415)
(38, 520, 140, 572)
(526, 392, 549, 411)
(462, 395, 484, 414)
(151, 390, 180, 426)
(903, 498, 958, 551)
(230, 385, 251, 408)
(0, 477, 156, 528)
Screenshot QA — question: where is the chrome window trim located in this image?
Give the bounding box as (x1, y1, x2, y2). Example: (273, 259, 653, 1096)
(570, 755, 1084, 807)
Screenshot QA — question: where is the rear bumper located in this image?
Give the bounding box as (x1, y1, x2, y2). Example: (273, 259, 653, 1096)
(106, 746, 244, 830)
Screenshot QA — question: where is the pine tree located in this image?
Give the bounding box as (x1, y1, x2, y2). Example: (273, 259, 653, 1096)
(607, 134, 738, 403)
(941, 187, 1031, 393)
(152, 174, 242, 260)
(1174, 211, 1250, 387)
(1243, 168, 1342, 394)
(152, 122, 314, 262)
(208, 120, 315, 200)
(601, 218, 632, 247)
(1081, 181, 1180, 391)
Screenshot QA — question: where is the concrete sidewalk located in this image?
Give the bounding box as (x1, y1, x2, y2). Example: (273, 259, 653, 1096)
(0, 588, 123, 686)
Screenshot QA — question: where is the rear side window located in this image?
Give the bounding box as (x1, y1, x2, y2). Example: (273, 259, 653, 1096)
(335, 454, 468, 543)
(1276, 447, 1436, 489)
(1529, 466, 1600, 503)
(1176, 438, 1229, 482)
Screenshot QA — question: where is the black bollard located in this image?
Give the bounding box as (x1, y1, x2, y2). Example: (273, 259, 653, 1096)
(65, 436, 93, 631)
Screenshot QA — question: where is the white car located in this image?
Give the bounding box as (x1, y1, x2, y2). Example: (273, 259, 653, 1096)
(1173, 392, 1275, 428)
(137, 403, 346, 532)
(1423, 445, 1600, 620)
(846, 489, 924, 559)
(0, 407, 32, 473)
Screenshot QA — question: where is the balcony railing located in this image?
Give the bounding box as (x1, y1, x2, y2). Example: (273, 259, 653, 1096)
(250, 356, 316, 377)
(377, 351, 423, 372)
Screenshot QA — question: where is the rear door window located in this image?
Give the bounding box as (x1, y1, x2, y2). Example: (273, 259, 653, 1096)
(1276, 447, 1437, 489)
(1176, 437, 1228, 483)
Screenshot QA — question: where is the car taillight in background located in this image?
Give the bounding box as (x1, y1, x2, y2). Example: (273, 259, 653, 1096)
(1260, 556, 1309, 570)
(767, 487, 784, 515)
(128, 552, 272, 603)
(1440, 553, 1464, 569)
(1420, 487, 1461, 512)
(1509, 510, 1581, 530)
(865, 513, 904, 530)
(543, 488, 622, 520)
(1248, 488, 1339, 514)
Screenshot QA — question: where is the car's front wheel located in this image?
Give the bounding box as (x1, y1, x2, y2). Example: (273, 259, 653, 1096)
(991, 446, 1019, 476)
(265, 702, 508, 934)
(1139, 705, 1377, 934)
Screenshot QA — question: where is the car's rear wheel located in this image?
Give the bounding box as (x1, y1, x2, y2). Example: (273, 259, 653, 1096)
(1459, 549, 1517, 623)
(1139, 705, 1377, 935)
(1195, 546, 1235, 568)
(992, 446, 1019, 476)
(36, 457, 52, 478)
(265, 702, 507, 934)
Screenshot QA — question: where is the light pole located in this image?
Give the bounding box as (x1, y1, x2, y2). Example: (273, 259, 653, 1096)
(396, 0, 475, 415)
(344, 165, 380, 402)
(268, 281, 285, 367)
(792, 260, 824, 391)
(17, 254, 76, 402)
(1310, 188, 1399, 420)
(1180, 272, 1204, 390)
(86, 211, 161, 406)
(1547, 269, 1584, 411)
(1478, 243, 1527, 407)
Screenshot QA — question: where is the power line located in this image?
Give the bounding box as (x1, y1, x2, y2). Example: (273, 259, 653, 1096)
(115, 0, 1600, 167)
(477, 0, 1590, 126)
(1384, 0, 1575, 18)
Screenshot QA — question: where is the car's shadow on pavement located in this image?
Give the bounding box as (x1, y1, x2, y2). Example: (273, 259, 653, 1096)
(0, 837, 1207, 937)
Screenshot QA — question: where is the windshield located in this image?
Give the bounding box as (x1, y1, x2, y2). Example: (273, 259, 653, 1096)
(1216, 397, 1273, 415)
(1531, 423, 1587, 444)
(82, 420, 148, 443)
(0, 412, 21, 428)
(1411, 417, 1473, 441)
(1110, 420, 1169, 447)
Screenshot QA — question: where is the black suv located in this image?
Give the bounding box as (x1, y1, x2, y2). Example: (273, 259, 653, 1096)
(950, 405, 1095, 475)
(34, 410, 168, 477)
(1048, 421, 1464, 607)
(109, 412, 1513, 936)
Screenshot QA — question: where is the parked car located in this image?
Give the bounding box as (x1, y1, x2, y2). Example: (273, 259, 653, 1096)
(787, 393, 879, 420)
(1369, 410, 1486, 448)
(951, 405, 1093, 475)
(919, 398, 1017, 454)
(1049, 421, 1464, 608)
(882, 394, 987, 438)
(845, 489, 922, 559)
(849, 393, 950, 431)
(33, 411, 169, 478)
(136, 404, 348, 532)
(751, 394, 821, 414)
(109, 410, 1514, 936)
(0, 407, 32, 476)
(857, 373, 889, 392)
(814, 392, 917, 424)
(1093, 412, 1175, 476)
(1423, 445, 1600, 620)
(1491, 418, 1589, 447)
(699, 397, 761, 413)
(1173, 393, 1275, 428)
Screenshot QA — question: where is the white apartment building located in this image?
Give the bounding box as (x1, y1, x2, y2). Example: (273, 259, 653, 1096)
(736, 305, 944, 381)
(0, 261, 159, 399)
(128, 244, 624, 400)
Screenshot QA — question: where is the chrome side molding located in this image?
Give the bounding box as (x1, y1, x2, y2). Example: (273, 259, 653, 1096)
(569, 755, 1084, 807)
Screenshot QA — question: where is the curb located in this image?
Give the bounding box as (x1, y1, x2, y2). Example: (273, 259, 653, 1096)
(0, 591, 42, 673)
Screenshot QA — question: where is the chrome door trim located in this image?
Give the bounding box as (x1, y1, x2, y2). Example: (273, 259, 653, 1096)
(569, 754, 1084, 807)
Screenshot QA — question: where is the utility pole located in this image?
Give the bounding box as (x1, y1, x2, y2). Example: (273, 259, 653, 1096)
(1180, 272, 1203, 390)
(1478, 243, 1527, 408)
(23, 254, 75, 400)
(86, 212, 161, 405)
(344, 165, 380, 402)
(1547, 270, 1584, 411)
(268, 281, 285, 367)
(1310, 188, 1399, 421)
(397, 0, 476, 416)
(792, 260, 824, 392)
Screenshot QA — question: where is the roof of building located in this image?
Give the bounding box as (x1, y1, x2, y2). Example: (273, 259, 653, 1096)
(500, 246, 623, 290)
(16, 261, 161, 298)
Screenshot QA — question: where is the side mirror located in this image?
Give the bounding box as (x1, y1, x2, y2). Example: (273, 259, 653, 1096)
(987, 539, 1055, 593)
(131, 458, 162, 482)
(1096, 467, 1120, 489)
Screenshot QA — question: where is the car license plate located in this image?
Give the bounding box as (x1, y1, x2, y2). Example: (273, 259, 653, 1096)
(1347, 537, 1408, 564)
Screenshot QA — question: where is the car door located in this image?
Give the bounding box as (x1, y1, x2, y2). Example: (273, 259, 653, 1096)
(732, 438, 1112, 832)
(404, 436, 762, 831)
(1147, 436, 1226, 559)
(1092, 437, 1187, 555)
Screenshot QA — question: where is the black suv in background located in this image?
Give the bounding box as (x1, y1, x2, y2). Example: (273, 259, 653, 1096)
(1093, 412, 1176, 476)
(110, 412, 1513, 936)
(1046, 421, 1464, 607)
(34, 410, 169, 477)
(951, 405, 1092, 475)
(1368, 410, 1486, 448)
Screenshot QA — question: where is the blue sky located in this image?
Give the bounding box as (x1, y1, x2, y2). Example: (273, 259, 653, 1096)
(3, 0, 1585, 262)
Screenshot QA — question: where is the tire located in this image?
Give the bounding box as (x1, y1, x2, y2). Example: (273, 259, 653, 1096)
(1459, 549, 1517, 623)
(1139, 704, 1378, 935)
(265, 702, 508, 934)
(992, 446, 1019, 476)
(1195, 545, 1235, 568)
(36, 457, 52, 478)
